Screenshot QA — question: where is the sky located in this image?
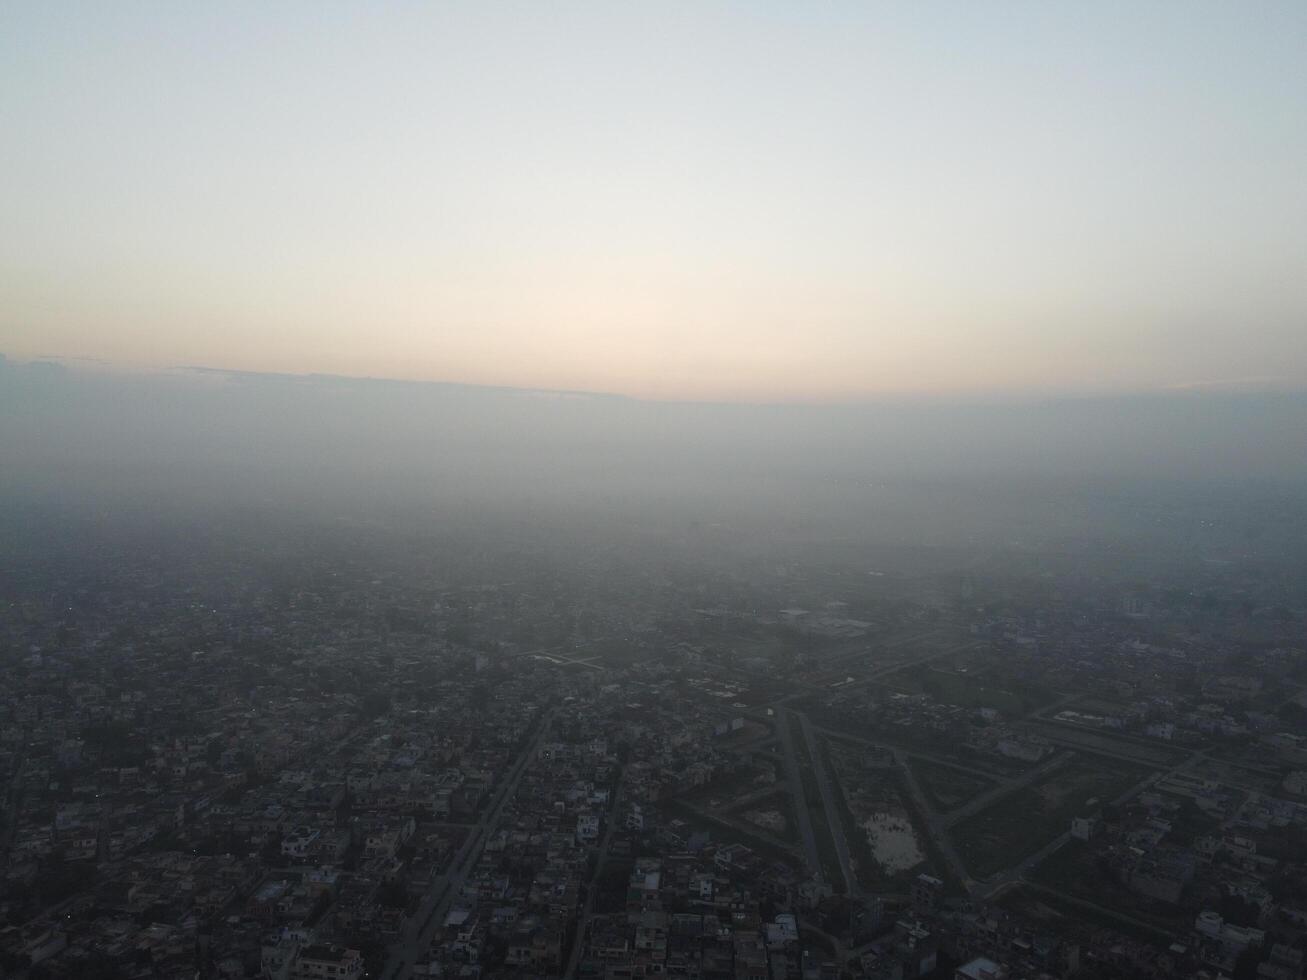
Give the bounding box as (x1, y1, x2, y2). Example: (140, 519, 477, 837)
(2, 2, 1305, 402)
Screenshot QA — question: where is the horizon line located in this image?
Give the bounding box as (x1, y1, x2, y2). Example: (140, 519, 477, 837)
(2, 351, 1303, 410)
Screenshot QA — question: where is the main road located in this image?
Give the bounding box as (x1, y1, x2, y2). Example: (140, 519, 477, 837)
(562, 770, 625, 979)
(796, 710, 859, 896)
(776, 708, 824, 879)
(379, 706, 557, 980)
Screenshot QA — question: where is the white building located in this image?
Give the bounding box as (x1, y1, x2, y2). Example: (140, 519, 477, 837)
(576, 813, 601, 842)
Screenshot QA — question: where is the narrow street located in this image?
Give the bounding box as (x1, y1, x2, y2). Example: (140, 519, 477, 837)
(562, 769, 625, 979)
(379, 707, 557, 980)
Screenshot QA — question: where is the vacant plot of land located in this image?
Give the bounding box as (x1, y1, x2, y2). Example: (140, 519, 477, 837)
(810, 712, 1029, 779)
(1188, 757, 1280, 795)
(1069, 697, 1132, 716)
(996, 884, 1172, 946)
(713, 718, 772, 747)
(878, 658, 1060, 716)
(725, 790, 799, 845)
(679, 767, 775, 808)
(821, 739, 950, 892)
(952, 757, 1151, 878)
(719, 674, 798, 707)
(663, 800, 800, 866)
(909, 758, 996, 812)
(800, 630, 978, 682)
(1025, 722, 1186, 767)
(884, 671, 1021, 714)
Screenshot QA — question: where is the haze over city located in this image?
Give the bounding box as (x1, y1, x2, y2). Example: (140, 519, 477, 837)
(4, 6, 1307, 980)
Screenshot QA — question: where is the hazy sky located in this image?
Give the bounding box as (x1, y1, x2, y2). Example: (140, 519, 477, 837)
(2, 2, 1305, 401)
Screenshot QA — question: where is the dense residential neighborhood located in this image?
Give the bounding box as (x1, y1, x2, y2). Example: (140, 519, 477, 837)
(2, 514, 1305, 980)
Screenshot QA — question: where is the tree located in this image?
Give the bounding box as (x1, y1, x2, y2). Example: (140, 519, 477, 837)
(1232, 944, 1264, 980)
(377, 878, 410, 910)
(1220, 891, 1262, 928)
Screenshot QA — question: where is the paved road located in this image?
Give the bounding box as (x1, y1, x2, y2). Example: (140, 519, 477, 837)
(1013, 882, 1175, 939)
(1022, 722, 1186, 768)
(673, 797, 801, 858)
(892, 747, 975, 894)
(796, 711, 859, 896)
(941, 751, 1074, 829)
(763, 639, 985, 711)
(812, 724, 1000, 781)
(776, 708, 824, 878)
(562, 770, 625, 979)
(505, 638, 605, 661)
(807, 724, 1176, 901)
(851, 639, 984, 689)
(1027, 692, 1088, 721)
(705, 779, 791, 814)
(974, 759, 1177, 900)
(379, 707, 556, 980)
(810, 722, 1082, 833)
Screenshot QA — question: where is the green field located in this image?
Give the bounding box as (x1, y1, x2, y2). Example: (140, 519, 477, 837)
(806, 705, 1026, 778)
(1030, 840, 1194, 934)
(910, 757, 996, 812)
(1025, 722, 1186, 767)
(952, 756, 1151, 878)
(996, 883, 1173, 945)
(724, 789, 800, 845)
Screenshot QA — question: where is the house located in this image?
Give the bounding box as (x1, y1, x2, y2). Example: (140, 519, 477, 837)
(1128, 850, 1195, 904)
(261, 933, 299, 980)
(955, 957, 1006, 980)
(281, 826, 320, 859)
(1071, 815, 1100, 841)
(290, 944, 364, 980)
(996, 736, 1051, 762)
(577, 813, 601, 842)
(1258, 944, 1305, 980)
(911, 874, 943, 915)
